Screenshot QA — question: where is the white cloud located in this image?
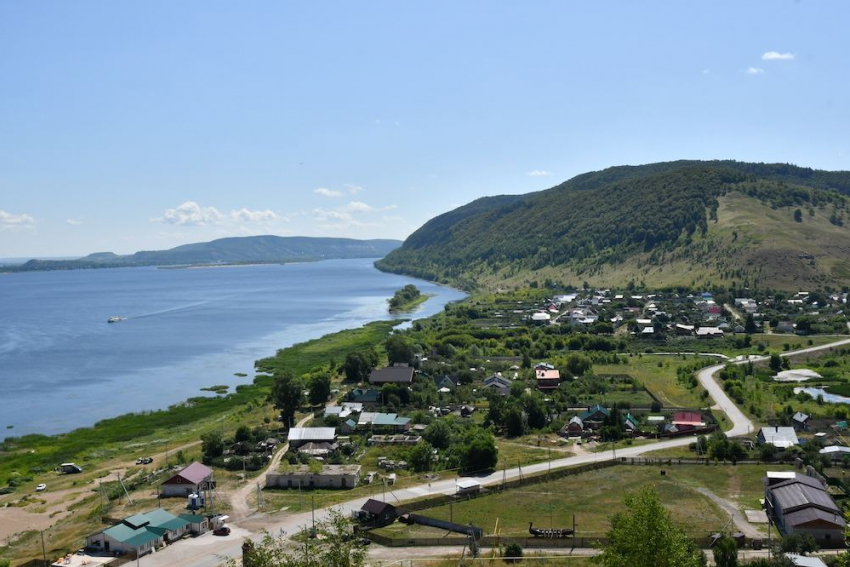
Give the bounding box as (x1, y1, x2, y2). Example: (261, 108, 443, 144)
(527, 170, 551, 177)
(156, 201, 224, 226)
(746, 67, 765, 75)
(311, 200, 396, 230)
(314, 187, 343, 198)
(66, 218, 83, 226)
(345, 184, 364, 194)
(762, 51, 795, 61)
(154, 202, 284, 227)
(230, 208, 280, 223)
(0, 209, 36, 230)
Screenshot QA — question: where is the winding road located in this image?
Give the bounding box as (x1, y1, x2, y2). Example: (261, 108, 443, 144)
(143, 334, 850, 567)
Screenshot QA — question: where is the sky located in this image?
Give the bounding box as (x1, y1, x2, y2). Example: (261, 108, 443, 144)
(1, 1, 849, 257)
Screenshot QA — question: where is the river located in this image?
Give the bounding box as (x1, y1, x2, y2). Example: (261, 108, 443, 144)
(0, 259, 465, 435)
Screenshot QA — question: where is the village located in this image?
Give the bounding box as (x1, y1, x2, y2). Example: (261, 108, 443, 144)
(6, 286, 850, 567)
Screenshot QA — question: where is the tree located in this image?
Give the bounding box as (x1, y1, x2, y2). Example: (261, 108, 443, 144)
(598, 486, 705, 567)
(794, 208, 803, 222)
(503, 404, 527, 437)
(201, 430, 224, 462)
(271, 370, 303, 427)
(223, 508, 367, 567)
(745, 313, 758, 334)
(308, 373, 332, 406)
(779, 532, 818, 555)
(460, 429, 498, 473)
(566, 354, 593, 378)
(712, 535, 738, 567)
(234, 425, 252, 444)
(385, 335, 413, 366)
(408, 440, 434, 472)
(344, 352, 372, 383)
(504, 542, 523, 562)
(423, 419, 452, 449)
(769, 353, 782, 372)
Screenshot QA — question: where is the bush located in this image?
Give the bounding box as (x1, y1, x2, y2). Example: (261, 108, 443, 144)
(504, 542, 523, 561)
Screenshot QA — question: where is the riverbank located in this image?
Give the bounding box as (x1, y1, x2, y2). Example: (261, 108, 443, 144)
(390, 292, 434, 313)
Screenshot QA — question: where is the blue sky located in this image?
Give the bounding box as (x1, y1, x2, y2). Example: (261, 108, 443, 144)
(1, 1, 848, 257)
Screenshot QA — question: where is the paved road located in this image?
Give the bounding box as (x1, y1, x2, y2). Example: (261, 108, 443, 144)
(142, 335, 850, 567)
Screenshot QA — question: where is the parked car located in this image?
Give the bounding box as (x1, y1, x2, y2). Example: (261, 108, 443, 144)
(213, 527, 231, 536)
(135, 457, 153, 465)
(35, 483, 46, 492)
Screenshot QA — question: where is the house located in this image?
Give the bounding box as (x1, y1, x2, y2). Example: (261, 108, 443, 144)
(624, 413, 639, 433)
(792, 412, 811, 431)
(764, 473, 844, 544)
(758, 426, 799, 448)
(535, 368, 560, 391)
(433, 375, 459, 391)
(287, 427, 337, 449)
(776, 321, 796, 334)
(674, 324, 695, 336)
(340, 419, 358, 434)
(672, 412, 705, 430)
(819, 445, 850, 463)
(483, 374, 512, 396)
(161, 462, 214, 497)
(356, 499, 399, 527)
(85, 509, 197, 557)
(297, 441, 338, 457)
(531, 312, 551, 323)
(348, 388, 382, 407)
(562, 416, 584, 437)
(324, 406, 353, 419)
(59, 463, 83, 474)
(266, 464, 361, 489)
(358, 412, 411, 433)
(579, 405, 610, 430)
(535, 362, 555, 371)
(696, 326, 724, 338)
(369, 366, 415, 385)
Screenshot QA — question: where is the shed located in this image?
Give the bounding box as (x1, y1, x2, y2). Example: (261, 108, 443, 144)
(456, 478, 481, 495)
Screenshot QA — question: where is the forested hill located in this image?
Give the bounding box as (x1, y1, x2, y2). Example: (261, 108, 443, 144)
(376, 161, 850, 291)
(11, 236, 402, 272)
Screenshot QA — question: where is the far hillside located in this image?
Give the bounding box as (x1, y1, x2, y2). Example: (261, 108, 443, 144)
(376, 160, 850, 291)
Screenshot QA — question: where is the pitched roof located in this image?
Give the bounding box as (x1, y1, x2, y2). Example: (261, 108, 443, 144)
(287, 427, 337, 442)
(759, 426, 799, 448)
(483, 375, 512, 389)
(782, 506, 845, 529)
(361, 498, 396, 515)
(579, 404, 610, 420)
(163, 462, 213, 485)
(792, 412, 810, 423)
(672, 411, 704, 426)
(769, 475, 839, 515)
(369, 366, 415, 384)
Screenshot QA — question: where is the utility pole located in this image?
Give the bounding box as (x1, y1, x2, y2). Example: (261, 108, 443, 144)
(41, 530, 47, 567)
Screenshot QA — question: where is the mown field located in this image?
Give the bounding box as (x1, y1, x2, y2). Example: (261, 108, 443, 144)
(380, 464, 792, 539)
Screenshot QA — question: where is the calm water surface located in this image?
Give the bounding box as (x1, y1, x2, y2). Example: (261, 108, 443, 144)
(0, 259, 465, 435)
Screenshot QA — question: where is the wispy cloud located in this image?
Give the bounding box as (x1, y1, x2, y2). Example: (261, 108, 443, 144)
(66, 218, 83, 226)
(762, 51, 795, 61)
(527, 170, 551, 177)
(311, 200, 396, 230)
(314, 187, 343, 198)
(0, 209, 36, 230)
(746, 67, 765, 75)
(153, 201, 282, 226)
(344, 184, 364, 194)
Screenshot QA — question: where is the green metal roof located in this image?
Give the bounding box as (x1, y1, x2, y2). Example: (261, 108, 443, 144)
(179, 514, 206, 523)
(123, 530, 162, 548)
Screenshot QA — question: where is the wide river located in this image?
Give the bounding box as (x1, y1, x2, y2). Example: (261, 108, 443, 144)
(0, 259, 465, 436)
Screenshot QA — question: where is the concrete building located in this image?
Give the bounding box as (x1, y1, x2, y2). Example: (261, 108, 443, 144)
(266, 464, 361, 489)
(161, 462, 214, 497)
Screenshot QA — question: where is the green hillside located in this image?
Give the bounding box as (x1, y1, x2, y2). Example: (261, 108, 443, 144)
(376, 161, 850, 291)
(11, 236, 402, 272)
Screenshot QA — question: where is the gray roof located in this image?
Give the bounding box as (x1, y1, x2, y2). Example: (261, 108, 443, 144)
(369, 366, 415, 384)
(759, 426, 799, 448)
(786, 553, 828, 567)
(287, 427, 337, 442)
(792, 412, 810, 423)
(770, 476, 839, 515)
(783, 507, 845, 529)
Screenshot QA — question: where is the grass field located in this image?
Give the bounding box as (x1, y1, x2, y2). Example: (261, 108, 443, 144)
(401, 464, 791, 539)
(594, 355, 709, 408)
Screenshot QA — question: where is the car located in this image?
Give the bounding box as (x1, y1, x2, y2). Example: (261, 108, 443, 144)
(35, 483, 46, 492)
(358, 537, 372, 546)
(213, 527, 231, 536)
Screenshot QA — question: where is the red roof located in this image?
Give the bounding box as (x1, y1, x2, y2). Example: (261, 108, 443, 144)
(536, 369, 560, 380)
(163, 462, 213, 485)
(672, 412, 703, 426)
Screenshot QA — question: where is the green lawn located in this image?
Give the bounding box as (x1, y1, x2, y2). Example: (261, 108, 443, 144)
(410, 464, 784, 539)
(594, 356, 709, 408)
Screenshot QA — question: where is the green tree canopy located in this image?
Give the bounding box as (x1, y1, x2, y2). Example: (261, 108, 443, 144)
(308, 373, 332, 406)
(385, 334, 414, 366)
(271, 370, 303, 427)
(598, 486, 705, 567)
(712, 535, 738, 567)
